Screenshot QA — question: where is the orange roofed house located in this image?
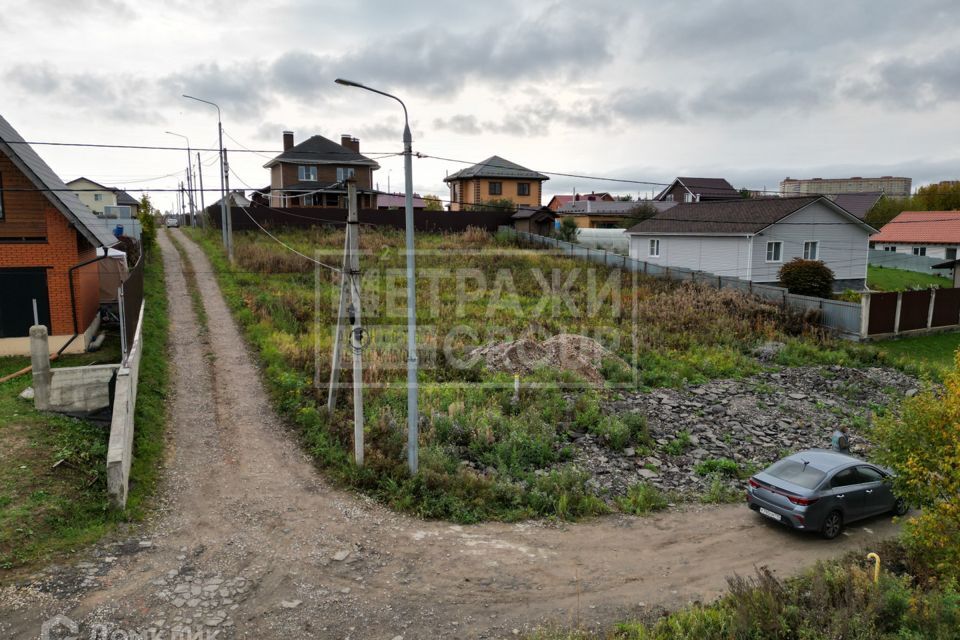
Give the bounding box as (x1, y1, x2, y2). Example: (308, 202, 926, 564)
(0, 115, 117, 355)
(870, 210, 960, 261)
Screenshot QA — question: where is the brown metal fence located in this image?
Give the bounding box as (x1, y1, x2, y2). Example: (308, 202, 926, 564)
(119, 254, 144, 364)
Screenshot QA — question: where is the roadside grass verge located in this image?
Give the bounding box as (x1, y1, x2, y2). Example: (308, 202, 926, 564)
(0, 251, 169, 572)
(867, 264, 952, 291)
(181, 225, 908, 521)
(531, 541, 959, 639)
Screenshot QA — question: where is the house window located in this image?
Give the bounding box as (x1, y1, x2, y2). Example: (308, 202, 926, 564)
(336, 167, 355, 182)
(665, 194, 674, 201)
(803, 241, 819, 260)
(683, 192, 694, 203)
(648, 238, 660, 257)
(488, 182, 502, 196)
(912, 247, 926, 256)
(0, 171, 4, 220)
(766, 241, 783, 262)
(517, 182, 530, 196)
(884, 246, 897, 252)
(298, 165, 318, 181)
(94, 193, 103, 202)
(947, 248, 958, 261)
(301, 194, 313, 206)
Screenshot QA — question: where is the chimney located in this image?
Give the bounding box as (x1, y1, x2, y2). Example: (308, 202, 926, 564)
(282, 131, 294, 151)
(340, 134, 360, 153)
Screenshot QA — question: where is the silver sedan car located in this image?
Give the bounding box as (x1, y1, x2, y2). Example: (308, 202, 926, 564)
(746, 449, 907, 539)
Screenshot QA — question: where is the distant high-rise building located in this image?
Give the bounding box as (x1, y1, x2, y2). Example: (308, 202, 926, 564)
(780, 176, 912, 198)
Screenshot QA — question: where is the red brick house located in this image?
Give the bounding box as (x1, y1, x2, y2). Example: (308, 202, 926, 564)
(0, 115, 117, 355)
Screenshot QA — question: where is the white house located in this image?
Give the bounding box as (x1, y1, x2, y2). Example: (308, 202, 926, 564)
(66, 177, 139, 217)
(625, 196, 876, 290)
(870, 210, 960, 261)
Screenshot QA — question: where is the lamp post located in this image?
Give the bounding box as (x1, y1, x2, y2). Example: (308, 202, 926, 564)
(182, 94, 231, 260)
(165, 131, 195, 227)
(335, 78, 419, 474)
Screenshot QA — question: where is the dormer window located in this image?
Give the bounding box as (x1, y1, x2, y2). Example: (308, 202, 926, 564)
(298, 166, 318, 181)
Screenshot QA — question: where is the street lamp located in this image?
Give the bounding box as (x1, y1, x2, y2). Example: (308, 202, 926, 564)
(182, 94, 232, 260)
(165, 131, 196, 227)
(335, 78, 419, 474)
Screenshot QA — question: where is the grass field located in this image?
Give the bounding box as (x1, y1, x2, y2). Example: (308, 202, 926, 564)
(873, 331, 960, 380)
(184, 225, 893, 522)
(867, 265, 951, 291)
(0, 252, 169, 571)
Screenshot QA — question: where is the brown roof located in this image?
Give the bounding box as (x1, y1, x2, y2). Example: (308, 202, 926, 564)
(626, 196, 827, 234)
(831, 192, 883, 219)
(871, 211, 960, 244)
(655, 177, 740, 200)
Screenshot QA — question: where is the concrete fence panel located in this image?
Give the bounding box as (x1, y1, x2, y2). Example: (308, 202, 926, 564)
(107, 300, 145, 509)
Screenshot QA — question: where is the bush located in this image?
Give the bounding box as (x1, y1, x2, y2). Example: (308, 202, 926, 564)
(778, 258, 835, 298)
(617, 482, 668, 515)
(557, 217, 579, 242)
(872, 349, 960, 580)
(694, 458, 740, 477)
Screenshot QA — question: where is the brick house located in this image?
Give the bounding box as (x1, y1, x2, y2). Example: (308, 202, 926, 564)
(0, 115, 117, 355)
(444, 156, 549, 212)
(263, 131, 380, 208)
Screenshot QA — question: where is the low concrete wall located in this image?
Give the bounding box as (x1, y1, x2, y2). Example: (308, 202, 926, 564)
(48, 364, 119, 412)
(107, 300, 145, 508)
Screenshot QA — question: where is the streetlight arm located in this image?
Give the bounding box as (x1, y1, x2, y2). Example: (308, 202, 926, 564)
(335, 79, 409, 128)
(182, 94, 221, 121)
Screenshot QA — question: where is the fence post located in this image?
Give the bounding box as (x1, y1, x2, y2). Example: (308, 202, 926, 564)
(894, 292, 903, 335)
(927, 289, 936, 329)
(118, 284, 128, 364)
(30, 325, 51, 411)
(860, 292, 871, 338)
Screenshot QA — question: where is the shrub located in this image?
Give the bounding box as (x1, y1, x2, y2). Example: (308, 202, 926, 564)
(623, 413, 651, 447)
(557, 217, 579, 242)
(694, 458, 740, 477)
(592, 415, 631, 450)
(617, 482, 668, 515)
(872, 349, 960, 580)
(778, 258, 835, 298)
(700, 475, 741, 503)
(663, 430, 691, 456)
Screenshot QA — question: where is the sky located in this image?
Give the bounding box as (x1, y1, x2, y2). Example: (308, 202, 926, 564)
(2, 0, 960, 213)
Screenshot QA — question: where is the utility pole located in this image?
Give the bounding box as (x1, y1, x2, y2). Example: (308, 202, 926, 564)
(326, 180, 365, 466)
(184, 167, 196, 225)
(197, 152, 205, 228)
(181, 95, 227, 250)
(223, 147, 234, 262)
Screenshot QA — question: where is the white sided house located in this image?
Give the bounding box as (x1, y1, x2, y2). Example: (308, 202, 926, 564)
(625, 196, 876, 291)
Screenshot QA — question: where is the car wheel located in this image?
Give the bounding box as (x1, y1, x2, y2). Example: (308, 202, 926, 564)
(893, 498, 908, 516)
(821, 510, 843, 540)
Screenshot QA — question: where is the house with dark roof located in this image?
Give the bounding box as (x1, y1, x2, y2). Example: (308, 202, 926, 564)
(870, 211, 960, 261)
(654, 177, 741, 203)
(830, 192, 884, 220)
(625, 196, 876, 290)
(66, 177, 139, 217)
(546, 191, 614, 211)
(443, 155, 548, 211)
(0, 115, 117, 354)
(263, 131, 380, 208)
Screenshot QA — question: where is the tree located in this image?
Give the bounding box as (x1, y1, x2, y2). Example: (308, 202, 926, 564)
(138, 193, 158, 250)
(621, 201, 659, 228)
(778, 258, 835, 298)
(423, 194, 443, 211)
(615, 194, 635, 202)
(872, 350, 960, 579)
(556, 216, 579, 242)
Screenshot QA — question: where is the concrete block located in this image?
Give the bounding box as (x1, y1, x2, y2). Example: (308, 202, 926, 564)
(48, 364, 120, 412)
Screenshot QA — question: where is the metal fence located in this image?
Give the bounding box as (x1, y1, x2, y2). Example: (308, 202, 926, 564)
(868, 249, 952, 277)
(118, 254, 144, 363)
(504, 227, 864, 337)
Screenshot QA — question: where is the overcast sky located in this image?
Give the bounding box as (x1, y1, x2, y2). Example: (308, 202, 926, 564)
(3, 0, 960, 213)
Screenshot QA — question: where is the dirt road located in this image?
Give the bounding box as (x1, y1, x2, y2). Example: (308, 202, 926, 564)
(0, 228, 899, 639)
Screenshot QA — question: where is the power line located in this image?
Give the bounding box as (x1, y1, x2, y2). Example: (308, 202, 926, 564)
(2, 138, 400, 156)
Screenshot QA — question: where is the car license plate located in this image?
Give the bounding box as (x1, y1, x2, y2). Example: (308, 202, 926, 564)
(759, 507, 782, 522)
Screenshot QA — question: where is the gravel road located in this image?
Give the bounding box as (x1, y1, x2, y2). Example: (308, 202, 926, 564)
(0, 228, 900, 639)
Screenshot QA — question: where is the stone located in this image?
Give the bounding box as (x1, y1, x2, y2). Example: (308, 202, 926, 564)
(333, 550, 351, 562)
(138, 541, 153, 548)
(637, 469, 659, 479)
(788, 393, 807, 400)
(623, 447, 636, 457)
(19, 387, 34, 400)
(280, 600, 302, 609)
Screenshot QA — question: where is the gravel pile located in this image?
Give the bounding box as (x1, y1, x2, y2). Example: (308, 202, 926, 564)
(572, 365, 919, 499)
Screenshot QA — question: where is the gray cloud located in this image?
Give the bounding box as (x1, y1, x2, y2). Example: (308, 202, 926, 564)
(688, 65, 825, 117)
(846, 48, 960, 109)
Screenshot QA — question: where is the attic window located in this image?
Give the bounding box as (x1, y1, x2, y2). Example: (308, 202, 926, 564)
(298, 166, 318, 181)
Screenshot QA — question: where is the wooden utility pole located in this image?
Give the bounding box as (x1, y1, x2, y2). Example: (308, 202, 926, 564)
(326, 179, 364, 465)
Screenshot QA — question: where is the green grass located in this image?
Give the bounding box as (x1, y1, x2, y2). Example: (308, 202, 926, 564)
(181, 225, 904, 522)
(868, 264, 951, 291)
(873, 331, 960, 380)
(0, 250, 169, 572)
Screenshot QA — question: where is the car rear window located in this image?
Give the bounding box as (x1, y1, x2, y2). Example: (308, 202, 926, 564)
(766, 459, 827, 489)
